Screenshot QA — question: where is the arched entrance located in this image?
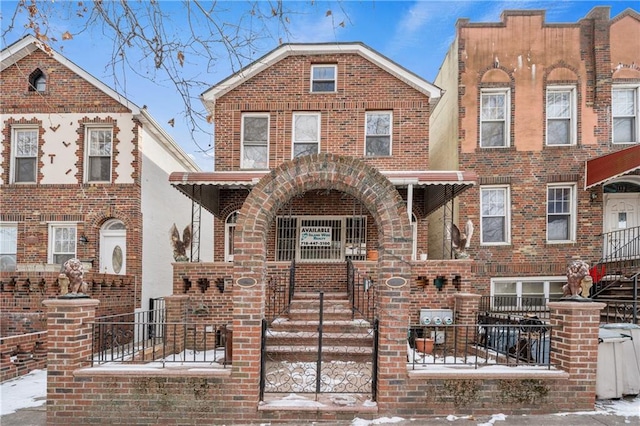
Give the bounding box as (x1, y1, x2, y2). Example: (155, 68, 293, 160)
(99, 219, 126, 275)
(603, 177, 640, 259)
(229, 153, 413, 408)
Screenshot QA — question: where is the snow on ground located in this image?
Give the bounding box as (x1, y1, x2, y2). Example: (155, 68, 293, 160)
(2, 368, 639, 423)
(0, 369, 47, 416)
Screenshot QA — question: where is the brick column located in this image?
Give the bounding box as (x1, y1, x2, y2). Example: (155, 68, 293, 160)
(164, 295, 189, 354)
(548, 301, 605, 411)
(454, 293, 481, 344)
(43, 298, 100, 425)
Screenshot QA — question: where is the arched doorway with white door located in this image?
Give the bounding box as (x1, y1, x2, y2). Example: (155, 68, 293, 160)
(603, 177, 640, 259)
(100, 219, 127, 275)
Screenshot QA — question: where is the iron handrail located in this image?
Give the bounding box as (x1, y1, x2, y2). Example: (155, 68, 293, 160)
(589, 226, 639, 299)
(346, 258, 375, 324)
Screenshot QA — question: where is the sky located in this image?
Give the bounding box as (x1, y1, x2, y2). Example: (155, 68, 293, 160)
(1, 0, 638, 171)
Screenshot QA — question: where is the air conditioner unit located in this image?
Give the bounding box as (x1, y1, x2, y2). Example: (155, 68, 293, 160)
(420, 309, 454, 326)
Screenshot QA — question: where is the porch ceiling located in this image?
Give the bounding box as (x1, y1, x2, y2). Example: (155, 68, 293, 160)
(585, 144, 640, 189)
(169, 170, 477, 217)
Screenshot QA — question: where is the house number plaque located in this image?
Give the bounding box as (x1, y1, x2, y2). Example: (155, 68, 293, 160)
(236, 277, 257, 288)
(385, 276, 407, 288)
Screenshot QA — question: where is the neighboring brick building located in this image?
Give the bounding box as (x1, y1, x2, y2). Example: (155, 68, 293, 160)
(0, 35, 213, 312)
(430, 7, 640, 302)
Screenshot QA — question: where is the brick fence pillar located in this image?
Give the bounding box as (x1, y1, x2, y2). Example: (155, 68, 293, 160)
(42, 298, 100, 425)
(454, 293, 481, 343)
(548, 301, 605, 411)
(164, 295, 189, 354)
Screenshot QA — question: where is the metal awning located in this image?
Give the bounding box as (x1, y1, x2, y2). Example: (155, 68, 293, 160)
(169, 170, 476, 217)
(585, 145, 640, 189)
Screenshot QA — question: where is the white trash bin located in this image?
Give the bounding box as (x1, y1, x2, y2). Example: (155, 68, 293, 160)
(601, 323, 640, 396)
(596, 328, 631, 399)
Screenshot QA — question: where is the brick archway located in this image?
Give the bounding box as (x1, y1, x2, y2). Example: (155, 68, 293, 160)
(231, 153, 413, 410)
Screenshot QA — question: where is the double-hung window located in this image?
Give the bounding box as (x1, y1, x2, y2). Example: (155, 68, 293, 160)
(480, 186, 510, 244)
(546, 87, 576, 146)
(49, 223, 77, 265)
(241, 114, 269, 169)
(292, 113, 320, 158)
(0, 223, 18, 272)
(612, 86, 638, 144)
(480, 89, 510, 147)
(12, 127, 38, 183)
(365, 111, 392, 156)
(310, 65, 336, 93)
(86, 127, 113, 182)
(547, 184, 576, 242)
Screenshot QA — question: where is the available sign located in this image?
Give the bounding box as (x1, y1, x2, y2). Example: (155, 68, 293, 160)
(300, 226, 332, 246)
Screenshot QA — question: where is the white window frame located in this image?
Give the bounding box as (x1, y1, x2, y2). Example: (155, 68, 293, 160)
(480, 185, 511, 245)
(224, 211, 239, 262)
(365, 111, 392, 157)
(0, 222, 18, 272)
(546, 86, 577, 146)
(310, 64, 337, 93)
(10, 125, 39, 184)
(612, 85, 639, 144)
(546, 183, 576, 243)
(490, 276, 567, 309)
(480, 88, 510, 148)
(48, 223, 77, 265)
(84, 125, 113, 183)
(240, 113, 270, 169)
(292, 112, 321, 159)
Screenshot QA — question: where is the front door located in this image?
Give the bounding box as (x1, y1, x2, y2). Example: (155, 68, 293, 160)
(100, 220, 126, 274)
(603, 193, 640, 259)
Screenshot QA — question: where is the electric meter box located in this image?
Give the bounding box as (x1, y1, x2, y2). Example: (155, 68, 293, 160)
(419, 309, 454, 326)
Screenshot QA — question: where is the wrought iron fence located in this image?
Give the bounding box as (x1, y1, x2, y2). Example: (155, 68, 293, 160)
(265, 260, 295, 324)
(346, 259, 376, 323)
(408, 321, 555, 370)
(598, 298, 639, 324)
(479, 296, 551, 320)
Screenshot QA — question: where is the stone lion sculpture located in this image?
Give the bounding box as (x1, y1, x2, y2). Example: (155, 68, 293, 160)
(63, 258, 88, 294)
(563, 260, 590, 298)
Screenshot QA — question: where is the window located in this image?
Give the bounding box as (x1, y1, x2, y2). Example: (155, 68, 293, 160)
(480, 186, 510, 244)
(28, 69, 46, 92)
(492, 278, 566, 309)
(546, 87, 576, 146)
(365, 112, 392, 156)
(612, 87, 638, 144)
(86, 128, 112, 182)
(310, 65, 336, 93)
(292, 113, 320, 158)
(12, 127, 38, 183)
(480, 89, 510, 147)
(49, 224, 77, 265)
(241, 114, 269, 169)
(224, 211, 239, 262)
(0, 223, 18, 272)
(547, 184, 576, 242)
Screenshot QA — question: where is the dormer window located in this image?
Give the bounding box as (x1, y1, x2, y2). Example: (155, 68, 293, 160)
(310, 65, 336, 93)
(28, 69, 47, 92)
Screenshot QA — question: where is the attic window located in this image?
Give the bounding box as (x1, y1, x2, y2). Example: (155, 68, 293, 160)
(310, 64, 336, 93)
(28, 69, 46, 92)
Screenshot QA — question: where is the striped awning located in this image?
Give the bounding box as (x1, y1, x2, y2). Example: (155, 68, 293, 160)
(169, 170, 477, 217)
(585, 145, 640, 189)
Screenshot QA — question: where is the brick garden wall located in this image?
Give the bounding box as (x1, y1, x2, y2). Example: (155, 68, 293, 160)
(0, 331, 47, 382)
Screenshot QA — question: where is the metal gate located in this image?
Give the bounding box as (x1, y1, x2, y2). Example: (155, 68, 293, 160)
(260, 293, 378, 399)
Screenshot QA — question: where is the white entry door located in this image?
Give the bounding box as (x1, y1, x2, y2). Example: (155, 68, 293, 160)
(100, 220, 126, 275)
(603, 194, 640, 259)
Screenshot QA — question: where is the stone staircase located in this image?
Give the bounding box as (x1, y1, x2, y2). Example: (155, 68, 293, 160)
(265, 291, 374, 363)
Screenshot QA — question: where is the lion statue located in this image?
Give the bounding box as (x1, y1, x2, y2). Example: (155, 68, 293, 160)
(563, 260, 590, 298)
(63, 258, 89, 294)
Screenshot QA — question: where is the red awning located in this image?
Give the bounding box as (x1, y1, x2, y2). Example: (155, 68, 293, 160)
(585, 145, 640, 189)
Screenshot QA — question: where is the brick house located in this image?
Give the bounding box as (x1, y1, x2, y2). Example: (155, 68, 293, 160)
(430, 7, 640, 305)
(0, 35, 213, 313)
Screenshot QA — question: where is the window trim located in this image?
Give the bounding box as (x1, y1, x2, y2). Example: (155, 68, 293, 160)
(546, 183, 577, 243)
(480, 88, 511, 148)
(48, 222, 78, 265)
(224, 211, 239, 262)
(480, 185, 511, 245)
(310, 64, 337, 93)
(365, 111, 393, 157)
(291, 112, 321, 159)
(240, 113, 270, 170)
(84, 125, 113, 183)
(545, 85, 577, 146)
(10, 125, 39, 184)
(612, 84, 639, 145)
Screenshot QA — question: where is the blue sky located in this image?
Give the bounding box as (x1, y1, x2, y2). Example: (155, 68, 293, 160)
(2, 1, 638, 170)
